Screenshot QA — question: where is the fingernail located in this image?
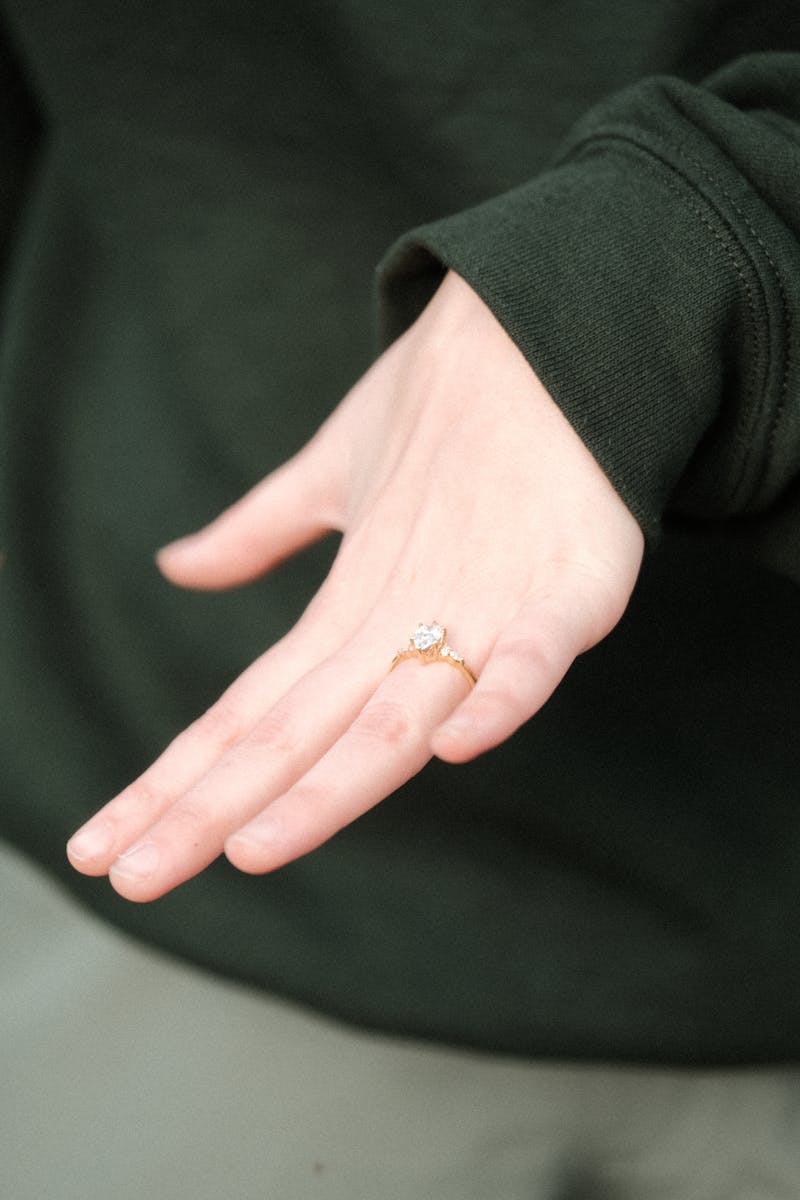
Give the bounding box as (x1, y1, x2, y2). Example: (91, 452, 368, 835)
(110, 841, 160, 881)
(67, 824, 114, 862)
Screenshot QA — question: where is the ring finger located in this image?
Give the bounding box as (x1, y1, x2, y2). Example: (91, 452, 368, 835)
(225, 626, 483, 875)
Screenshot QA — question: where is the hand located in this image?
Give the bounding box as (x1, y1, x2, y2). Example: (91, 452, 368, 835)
(66, 271, 644, 901)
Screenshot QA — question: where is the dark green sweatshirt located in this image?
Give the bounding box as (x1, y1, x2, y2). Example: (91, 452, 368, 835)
(2, 0, 800, 1065)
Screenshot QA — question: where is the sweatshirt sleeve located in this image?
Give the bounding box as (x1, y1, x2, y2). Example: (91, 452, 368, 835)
(375, 53, 800, 543)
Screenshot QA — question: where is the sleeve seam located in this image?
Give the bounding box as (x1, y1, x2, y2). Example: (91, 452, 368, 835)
(563, 127, 792, 512)
(660, 122, 795, 498)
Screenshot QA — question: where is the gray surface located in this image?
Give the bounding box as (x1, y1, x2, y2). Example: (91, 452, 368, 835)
(3, 841, 800, 1199)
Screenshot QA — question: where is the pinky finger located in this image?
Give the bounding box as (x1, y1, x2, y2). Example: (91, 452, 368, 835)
(429, 593, 586, 764)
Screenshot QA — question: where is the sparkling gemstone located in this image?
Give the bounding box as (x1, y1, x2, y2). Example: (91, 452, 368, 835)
(412, 622, 444, 650)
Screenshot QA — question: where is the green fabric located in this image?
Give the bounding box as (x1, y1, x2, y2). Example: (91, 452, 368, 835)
(2, 1, 800, 1064)
(379, 56, 800, 551)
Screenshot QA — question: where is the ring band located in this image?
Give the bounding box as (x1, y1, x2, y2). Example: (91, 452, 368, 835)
(389, 622, 477, 688)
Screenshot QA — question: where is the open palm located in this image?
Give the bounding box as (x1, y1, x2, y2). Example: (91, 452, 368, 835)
(67, 271, 644, 902)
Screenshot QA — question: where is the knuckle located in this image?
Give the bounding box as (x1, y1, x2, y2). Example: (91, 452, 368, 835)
(124, 776, 161, 814)
(115, 773, 167, 823)
(160, 796, 213, 844)
(461, 687, 518, 726)
(193, 698, 245, 753)
(242, 704, 298, 756)
(495, 632, 563, 680)
(281, 783, 328, 825)
(354, 698, 413, 747)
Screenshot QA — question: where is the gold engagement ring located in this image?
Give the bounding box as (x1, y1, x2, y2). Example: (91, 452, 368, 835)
(389, 622, 477, 688)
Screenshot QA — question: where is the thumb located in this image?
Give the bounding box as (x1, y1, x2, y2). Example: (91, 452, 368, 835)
(156, 440, 344, 591)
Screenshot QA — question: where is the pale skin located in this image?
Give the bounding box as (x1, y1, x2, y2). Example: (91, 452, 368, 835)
(66, 270, 644, 902)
